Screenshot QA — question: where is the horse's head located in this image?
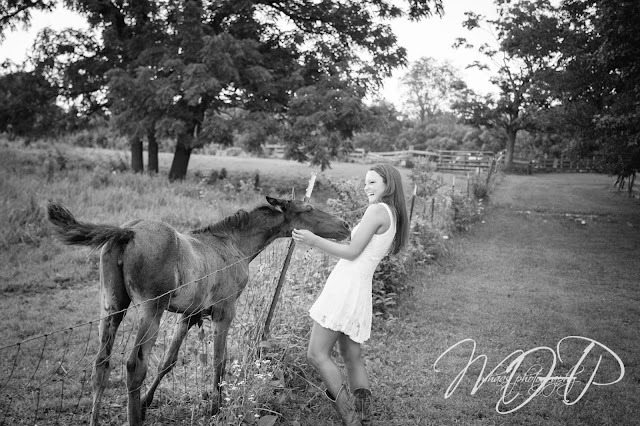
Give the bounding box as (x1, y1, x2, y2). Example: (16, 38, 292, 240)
(266, 196, 350, 240)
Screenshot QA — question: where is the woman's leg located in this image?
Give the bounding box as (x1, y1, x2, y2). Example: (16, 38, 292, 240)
(338, 334, 371, 425)
(338, 334, 369, 390)
(307, 321, 345, 397)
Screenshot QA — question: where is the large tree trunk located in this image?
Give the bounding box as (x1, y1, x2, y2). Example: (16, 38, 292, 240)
(130, 135, 143, 173)
(168, 133, 192, 181)
(147, 128, 158, 174)
(504, 128, 517, 171)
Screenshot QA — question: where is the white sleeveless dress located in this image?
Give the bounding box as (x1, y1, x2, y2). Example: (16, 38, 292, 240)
(309, 203, 396, 343)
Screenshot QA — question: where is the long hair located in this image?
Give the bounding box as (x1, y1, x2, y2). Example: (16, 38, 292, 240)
(369, 163, 409, 254)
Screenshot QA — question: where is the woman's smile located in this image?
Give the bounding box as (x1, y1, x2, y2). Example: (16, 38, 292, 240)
(364, 170, 386, 203)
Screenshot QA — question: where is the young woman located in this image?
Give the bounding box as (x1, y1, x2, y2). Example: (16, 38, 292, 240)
(292, 163, 409, 426)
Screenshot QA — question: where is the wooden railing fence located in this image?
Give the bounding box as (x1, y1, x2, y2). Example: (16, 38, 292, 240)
(260, 144, 600, 174)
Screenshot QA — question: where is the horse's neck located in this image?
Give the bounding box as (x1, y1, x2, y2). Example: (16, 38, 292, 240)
(231, 210, 284, 260)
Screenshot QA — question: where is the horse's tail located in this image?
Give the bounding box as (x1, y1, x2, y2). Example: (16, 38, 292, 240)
(47, 201, 134, 250)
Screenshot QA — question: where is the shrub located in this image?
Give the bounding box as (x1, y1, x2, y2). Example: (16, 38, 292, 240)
(408, 221, 446, 265)
(206, 170, 220, 185)
(68, 127, 118, 149)
(410, 159, 445, 198)
(373, 254, 408, 317)
(224, 147, 244, 157)
(324, 175, 368, 225)
(403, 158, 415, 168)
(450, 193, 480, 232)
(471, 174, 489, 200)
(68, 129, 95, 147)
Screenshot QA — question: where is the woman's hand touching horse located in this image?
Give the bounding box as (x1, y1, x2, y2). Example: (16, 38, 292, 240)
(292, 228, 318, 246)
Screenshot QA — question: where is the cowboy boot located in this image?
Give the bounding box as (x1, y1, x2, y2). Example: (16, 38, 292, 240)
(353, 388, 372, 425)
(326, 383, 362, 426)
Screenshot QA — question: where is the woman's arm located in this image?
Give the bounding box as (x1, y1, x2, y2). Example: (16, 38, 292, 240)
(292, 204, 390, 261)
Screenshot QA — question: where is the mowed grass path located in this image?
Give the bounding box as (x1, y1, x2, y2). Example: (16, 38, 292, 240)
(358, 174, 640, 426)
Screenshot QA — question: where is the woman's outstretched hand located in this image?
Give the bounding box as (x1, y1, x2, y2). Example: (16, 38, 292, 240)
(292, 228, 318, 246)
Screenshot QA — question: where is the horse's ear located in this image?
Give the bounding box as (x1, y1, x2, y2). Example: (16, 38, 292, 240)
(266, 196, 287, 210)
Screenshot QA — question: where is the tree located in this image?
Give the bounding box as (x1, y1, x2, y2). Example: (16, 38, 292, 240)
(553, 0, 640, 190)
(136, 1, 440, 178)
(108, 67, 163, 173)
(0, 1, 57, 41)
(352, 101, 404, 152)
(3, 0, 445, 178)
(394, 113, 491, 152)
(453, 0, 563, 169)
(72, 0, 164, 173)
(0, 64, 63, 139)
(400, 57, 467, 122)
(284, 74, 371, 170)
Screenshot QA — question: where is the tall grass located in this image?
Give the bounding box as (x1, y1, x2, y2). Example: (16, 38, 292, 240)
(0, 142, 291, 424)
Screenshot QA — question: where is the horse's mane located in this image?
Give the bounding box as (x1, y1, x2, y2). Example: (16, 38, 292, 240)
(191, 204, 278, 237)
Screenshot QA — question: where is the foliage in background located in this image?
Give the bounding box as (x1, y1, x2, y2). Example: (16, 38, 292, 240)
(552, 0, 640, 189)
(400, 57, 467, 122)
(1, 0, 446, 180)
(408, 159, 444, 198)
(284, 76, 369, 171)
(452, 0, 563, 170)
(0, 68, 63, 140)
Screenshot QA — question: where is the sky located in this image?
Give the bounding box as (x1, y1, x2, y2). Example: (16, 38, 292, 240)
(382, 0, 499, 105)
(0, 0, 499, 108)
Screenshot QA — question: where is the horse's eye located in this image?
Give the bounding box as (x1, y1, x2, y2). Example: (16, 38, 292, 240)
(305, 205, 313, 212)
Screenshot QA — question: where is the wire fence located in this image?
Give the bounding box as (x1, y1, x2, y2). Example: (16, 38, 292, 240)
(0, 237, 306, 425)
(0, 166, 500, 425)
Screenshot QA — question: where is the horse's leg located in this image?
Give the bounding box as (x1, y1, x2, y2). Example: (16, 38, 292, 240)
(210, 304, 236, 415)
(126, 304, 164, 426)
(141, 313, 200, 411)
(91, 249, 130, 426)
(91, 311, 128, 426)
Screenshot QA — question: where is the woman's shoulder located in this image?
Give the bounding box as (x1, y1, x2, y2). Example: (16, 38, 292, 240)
(365, 203, 387, 214)
(363, 203, 392, 222)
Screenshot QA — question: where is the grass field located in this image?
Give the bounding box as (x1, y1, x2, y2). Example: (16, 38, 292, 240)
(362, 173, 640, 426)
(53, 143, 475, 202)
(2, 140, 637, 425)
(55, 144, 425, 203)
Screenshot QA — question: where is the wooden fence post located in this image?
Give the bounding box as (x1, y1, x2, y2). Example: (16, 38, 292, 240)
(409, 184, 417, 224)
(262, 173, 317, 343)
(466, 173, 470, 199)
(486, 158, 496, 185)
(431, 197, 435, 222)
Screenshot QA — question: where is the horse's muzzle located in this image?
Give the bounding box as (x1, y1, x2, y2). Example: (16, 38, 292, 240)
(338, 221, 351, 239)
